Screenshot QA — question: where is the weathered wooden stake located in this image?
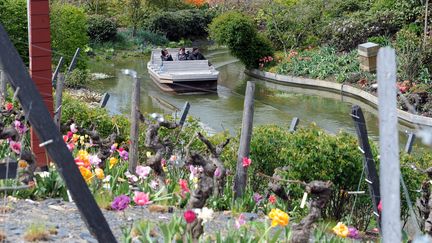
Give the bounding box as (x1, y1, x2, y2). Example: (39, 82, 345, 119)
(378, 47, 401, 242)
(0, 70, 7, 101)
(52, 57, 64, 87)
(67, 48, 80, 74)
(0, 24, 117, 242)
(99, 93, 110, 108)
(405, 133, 416, 154)
(351, 105, 381, 228)
(179, 101, 190, 127)
(128, 70, 140, 173)
(289, 117, 300, 132)
(54, 73, 64, 129)
(234, 81, 255, 198)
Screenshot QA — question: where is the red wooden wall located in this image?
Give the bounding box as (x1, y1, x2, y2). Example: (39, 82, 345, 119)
(28, 0, 53, 168)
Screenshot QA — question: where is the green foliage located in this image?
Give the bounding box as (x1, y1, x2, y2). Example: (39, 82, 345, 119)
(87, 15, 117, 43)
(209, 11, 274, 68)
(51, 3, 89, 68)
(276, 47, 363, 83)
(367, 35, 392, 47)
(61, 94, 130, 138)
(145, 9, 214, 41)
(121, 29, 169, 47)
(0, 0, 28, 64)
(395, 27, 423, 82)
(32, 169, 67, 200)
(64, 69, 91, 88)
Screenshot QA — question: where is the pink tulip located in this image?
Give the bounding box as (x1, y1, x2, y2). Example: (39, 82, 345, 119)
(133, 191, 152, 206)
(242, 157, 251, 167)
(235, 214, 246, 229)
(9, 140, 21, 154)
(70, 123, 78, 133)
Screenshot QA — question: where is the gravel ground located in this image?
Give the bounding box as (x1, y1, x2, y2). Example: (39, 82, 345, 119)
(0, 198, 263, 242)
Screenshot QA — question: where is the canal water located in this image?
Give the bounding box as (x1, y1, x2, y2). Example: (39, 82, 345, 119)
(88, 48, 420, 147)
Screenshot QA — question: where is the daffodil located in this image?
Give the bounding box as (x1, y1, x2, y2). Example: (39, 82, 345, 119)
(332, 222, 349, 238)
(268, 208, 289, 227)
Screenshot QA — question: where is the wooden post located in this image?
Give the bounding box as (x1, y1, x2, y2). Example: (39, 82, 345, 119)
(28, 0, 54, 168)
(404, 133, 416, 154)
(99, 93, 110, 108)
(351, 105, 381, 228)
(234, 81, 255, 198)
(358, 42, 380, 72)
(179, 101, 190, 127)
(289, 117, 300, 132)
(0, 24, 117, 242)
(54, 73, 64, 129)
(377, 47, 401, 242)
(52, 56, 64, 87)
(67, 48, 80, 74)
(128, 70, 140, 173)
(0, 70, 7, 101)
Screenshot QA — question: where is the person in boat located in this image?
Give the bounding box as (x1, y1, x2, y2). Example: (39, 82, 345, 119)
(188, 47, 206, 60)
(161, 49, 173, 61)
(178, 47, 189, 61)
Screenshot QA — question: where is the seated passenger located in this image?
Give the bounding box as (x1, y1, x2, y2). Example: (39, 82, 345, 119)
(178, 47, 188, 61)
(188, 47, 206, 60)
(161, 49, 173, 61)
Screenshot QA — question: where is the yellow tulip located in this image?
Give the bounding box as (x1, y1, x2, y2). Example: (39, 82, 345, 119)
(332, 222, 349, 238)
(79, 166, 93, 183)
(109, 157, 119, 169)
(95, 168, 104, 180)
(18, 160, 28, 168)
(268, 208, 289, 227)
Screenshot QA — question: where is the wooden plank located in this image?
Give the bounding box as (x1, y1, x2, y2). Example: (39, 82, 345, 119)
(0, 24, 117, 242)
(29, 42, 51, 57)
(0, 70, 7, 101)
(404, 133, 416, 154)
(67, 48, 80, 74)
(351, 105, 381, 228)
(377, 47, 401, 242)
(128, 71, 140, 173)
(289, 117, 299, 132)
(179, 101, 190, 127)
(29, 15, 50, 29)
(52, 57, 64, 87)
(29, 29, 51, 43)
(54, 73, 64, 129)
(0, 162, 17, 179)
(29, 56, 51, 71)
(234, 81, 255, 198)
(28, 1, 49, 15)
(99, 93, 110, 108)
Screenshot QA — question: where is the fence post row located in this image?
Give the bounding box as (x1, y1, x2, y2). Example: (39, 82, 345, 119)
(289, 117, 300, 132)
(0, 24, 117, 242)
(179, 101, 191, 127)
(52, 56, 64, 87)
(100, 93, 110, 108)
(234, 81, 255, 198)
(54, 73, 64, 129)
(351, 105, 381, 229)
(128, 70, 140, 174)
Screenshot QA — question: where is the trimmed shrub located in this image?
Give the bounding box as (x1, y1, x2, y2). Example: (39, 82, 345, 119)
(0, 0, 28, 64)
(64, 69, 91, 88)
(87, 15, 117, 43)
(51, 3, 89, 68)
(209, 11, 274, 68)
(145, 9, 214, 41)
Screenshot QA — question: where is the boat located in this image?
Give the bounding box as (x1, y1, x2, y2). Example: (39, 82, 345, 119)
(147, 48, 219, 93)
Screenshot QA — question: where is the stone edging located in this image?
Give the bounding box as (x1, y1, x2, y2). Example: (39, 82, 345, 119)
(246, 69, 432, 127)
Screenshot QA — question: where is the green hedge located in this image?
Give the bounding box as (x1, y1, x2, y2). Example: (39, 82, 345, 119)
(87, 15, 117, 43)
(145, 9, 214, 41)
(209, 11, 274, 68)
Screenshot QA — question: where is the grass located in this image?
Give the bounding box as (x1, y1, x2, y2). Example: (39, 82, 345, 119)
(94, 190, 113, 210)
(24, 223, 49, 242)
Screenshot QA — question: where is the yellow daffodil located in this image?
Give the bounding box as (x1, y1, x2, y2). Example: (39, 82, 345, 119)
(72, 134, 80, 143)
(18, 160, 28, 168)
(268, 208, 289, 227)
(95, 168, 104, 180)
(79, 166, 93, 183)
(332, 222, 349, 238)
(146, 151, 152, 157)
(109, 157, 119, 169)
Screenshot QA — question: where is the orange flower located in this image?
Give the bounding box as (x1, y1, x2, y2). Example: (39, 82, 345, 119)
(79, 166, 93, 183)
(268, 208, 289, 227)
(18, 160, 28, 168)
(95, 168, 104, 180)
(185, 0, 206, 6)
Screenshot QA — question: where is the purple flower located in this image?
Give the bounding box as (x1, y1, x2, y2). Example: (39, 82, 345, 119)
(253, 193, 263, 204)
(70, 123, 78, 133)
(348, 227, 360, 239)
(136, 165, 151, 179)
(214, 167, 222, 177)
(150, 180, 158, 190)
(89, 154, 101, 166)
(13, 120, 27, 135)
(119, 150, 129, 160)
(111, 195, 130, 211)
(235, 213, 246, 229)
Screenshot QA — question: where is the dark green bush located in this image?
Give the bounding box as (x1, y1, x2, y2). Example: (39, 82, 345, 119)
(145, 9, 214, 41)
(64, 69, 91, 88)
(395, 27, 423, 82)
(209, 11, 274, 68)
(51, 3, 89, 68)
(0, 0, 28, 64)
(87, 15, 117, 43)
